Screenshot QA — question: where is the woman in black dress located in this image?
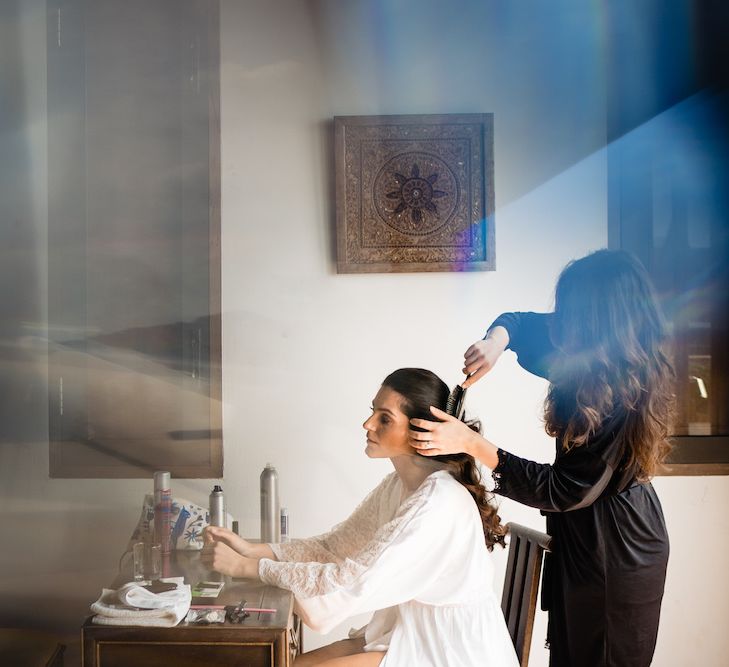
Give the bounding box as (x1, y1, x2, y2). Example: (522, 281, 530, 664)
(409, 250, 674, 667)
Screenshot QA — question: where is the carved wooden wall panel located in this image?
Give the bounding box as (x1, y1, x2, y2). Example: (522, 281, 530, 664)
(335, 114, 494, 273)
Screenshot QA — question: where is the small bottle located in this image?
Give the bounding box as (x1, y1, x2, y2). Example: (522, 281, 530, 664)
(280, 507, 289, 542)
(260, 463, 280, 543)
(209, 485, 226, 528)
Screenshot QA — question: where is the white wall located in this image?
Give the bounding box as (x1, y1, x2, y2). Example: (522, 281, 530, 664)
(0, 1, 727, 666)
(219, 0, 606, 662)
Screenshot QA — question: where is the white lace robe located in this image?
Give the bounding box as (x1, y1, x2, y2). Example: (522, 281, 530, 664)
(259, 470, 519, 667)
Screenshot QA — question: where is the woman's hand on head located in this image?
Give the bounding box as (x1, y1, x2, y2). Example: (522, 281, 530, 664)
(201, 540, 260, 579)
(409, 406, 483, 457)
(462, 327, 509, 388)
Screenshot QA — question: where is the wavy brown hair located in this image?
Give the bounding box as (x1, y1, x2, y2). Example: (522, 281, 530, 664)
(545, 250, 675, 480)
(382, 368, 507, 551)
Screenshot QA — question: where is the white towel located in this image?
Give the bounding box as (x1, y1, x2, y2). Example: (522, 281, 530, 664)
(91, 577, 191, 627)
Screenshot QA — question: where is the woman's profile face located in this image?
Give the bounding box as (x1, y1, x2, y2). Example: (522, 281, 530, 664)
(362, 386, 413, 459)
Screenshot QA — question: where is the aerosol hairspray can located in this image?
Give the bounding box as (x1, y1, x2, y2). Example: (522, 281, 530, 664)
(260, 463, 280, 543)
(153, 471, 172, 555)
(209, 485, 226, 528)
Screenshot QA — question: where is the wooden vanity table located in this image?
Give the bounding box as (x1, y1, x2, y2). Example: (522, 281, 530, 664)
(82, 552, 301, 667)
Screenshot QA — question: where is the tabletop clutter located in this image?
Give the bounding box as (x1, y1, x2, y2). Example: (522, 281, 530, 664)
(90, 466, 287, 627)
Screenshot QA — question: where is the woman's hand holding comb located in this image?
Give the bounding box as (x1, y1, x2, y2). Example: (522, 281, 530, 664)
(462, 326, 509, 388)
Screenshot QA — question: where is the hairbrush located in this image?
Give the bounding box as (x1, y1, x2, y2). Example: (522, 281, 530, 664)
(445, 383, 467, 420)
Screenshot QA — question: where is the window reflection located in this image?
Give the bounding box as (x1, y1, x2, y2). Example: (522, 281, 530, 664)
(611, 90, 729, 454)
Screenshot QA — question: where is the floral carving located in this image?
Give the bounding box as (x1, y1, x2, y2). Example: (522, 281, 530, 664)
(386, 163, 448, 225)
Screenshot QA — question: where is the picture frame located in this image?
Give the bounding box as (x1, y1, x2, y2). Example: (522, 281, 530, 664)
(334, 113, 494, 273)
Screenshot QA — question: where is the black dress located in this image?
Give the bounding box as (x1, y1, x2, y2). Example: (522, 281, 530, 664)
(490, 312, 669, 667)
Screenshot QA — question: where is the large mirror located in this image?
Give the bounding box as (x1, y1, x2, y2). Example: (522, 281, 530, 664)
(46, 0, 221, 477)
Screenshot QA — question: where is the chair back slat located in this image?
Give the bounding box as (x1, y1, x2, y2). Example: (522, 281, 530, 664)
(516, 542, 541, 663)
(501, 535, 519, 620)
(507, 534, 529, 632)
(501, 522, 552, 667)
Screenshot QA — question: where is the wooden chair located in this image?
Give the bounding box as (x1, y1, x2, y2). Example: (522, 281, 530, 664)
(501, 522, 552, 667)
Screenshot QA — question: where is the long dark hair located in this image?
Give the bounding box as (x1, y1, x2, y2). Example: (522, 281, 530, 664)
(545, 250, 675, 479)
(382, 368, 507, 551)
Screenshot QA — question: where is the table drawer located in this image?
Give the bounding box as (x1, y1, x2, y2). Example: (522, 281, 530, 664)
(95, 639, 275, 667)
(83, 624, 290, 667)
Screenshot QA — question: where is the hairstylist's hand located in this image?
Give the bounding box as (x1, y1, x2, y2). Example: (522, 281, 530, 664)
(462, 326, 509, 388)
(201, 540, 260, 579)
(409, 406, 483, 457)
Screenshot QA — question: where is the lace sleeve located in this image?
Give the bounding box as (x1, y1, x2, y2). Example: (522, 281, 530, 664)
(271, 474, 396, 563)
(269, 536, 339, 563)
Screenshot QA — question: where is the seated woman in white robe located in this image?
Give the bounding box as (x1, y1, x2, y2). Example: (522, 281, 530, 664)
(202, 368, 519, 667)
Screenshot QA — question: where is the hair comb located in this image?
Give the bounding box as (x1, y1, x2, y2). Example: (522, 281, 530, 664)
(445, 383, 467, 420)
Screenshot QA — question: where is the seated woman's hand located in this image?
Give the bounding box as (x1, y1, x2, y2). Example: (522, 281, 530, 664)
(200, 540, 260, 579)
(409, 406, 483, 457)
(203, 525, 255, 556)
